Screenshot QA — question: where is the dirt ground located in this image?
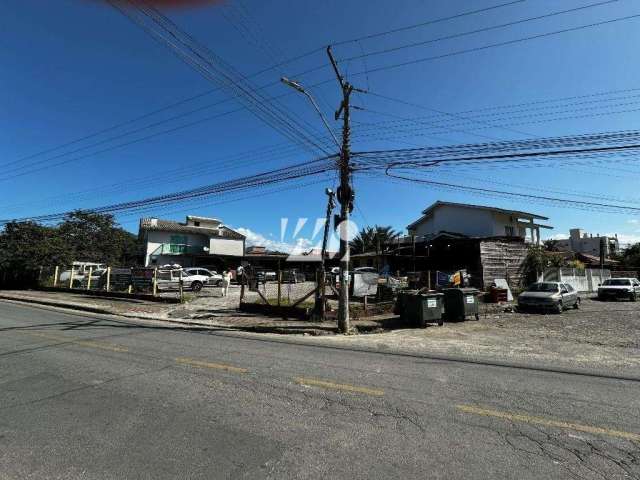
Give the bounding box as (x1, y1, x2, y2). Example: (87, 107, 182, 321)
(310, 297, 640, 375)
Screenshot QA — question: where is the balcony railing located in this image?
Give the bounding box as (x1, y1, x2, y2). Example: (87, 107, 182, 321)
(149, 243, 206, 257)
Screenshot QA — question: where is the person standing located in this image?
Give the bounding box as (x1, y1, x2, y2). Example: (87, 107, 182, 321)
(222, 270, 232, 297)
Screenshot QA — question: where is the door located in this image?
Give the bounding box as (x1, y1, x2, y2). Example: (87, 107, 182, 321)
(561, 283, 577, 307)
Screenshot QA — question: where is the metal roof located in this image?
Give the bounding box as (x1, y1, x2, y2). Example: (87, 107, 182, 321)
(139, 218, 245, 240)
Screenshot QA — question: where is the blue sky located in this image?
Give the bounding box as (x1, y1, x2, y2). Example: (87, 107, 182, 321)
(3, 0, 640, 250)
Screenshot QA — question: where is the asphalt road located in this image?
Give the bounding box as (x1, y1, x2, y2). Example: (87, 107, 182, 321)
(1, 301, 639, 479)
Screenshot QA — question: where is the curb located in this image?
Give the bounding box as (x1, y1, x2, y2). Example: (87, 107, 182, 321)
(0, 295, 338, 336)
(2, 295, 638, 383)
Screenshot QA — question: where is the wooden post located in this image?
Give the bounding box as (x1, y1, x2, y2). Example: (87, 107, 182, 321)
(106, 266, 111, 292)
(239, 277, 245, 307)
(69, 268, 75, 289)
(152, 267, 158, 297)
(179, 269, 184, 303)
(53, 266, 59, 287)
(128, 284, 132, 294)
(86, 266, 93, 290)
(38, 266, 43, 287)
(364, 295, 368, 313)
(277, 270, 282, 307)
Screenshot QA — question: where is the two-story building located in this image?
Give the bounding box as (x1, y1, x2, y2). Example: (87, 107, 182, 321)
(139, 215, 245, 268)
(406, 201, 552, 244)
(351, 201, 553, 289)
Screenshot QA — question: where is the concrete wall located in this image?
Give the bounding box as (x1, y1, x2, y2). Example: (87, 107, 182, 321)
(210, 237, 244, 257)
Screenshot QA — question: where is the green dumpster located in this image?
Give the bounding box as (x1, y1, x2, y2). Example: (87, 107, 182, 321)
(443, 288, 480, 322)
(394, 290, 419, 319)
(397, 291, 444, 327)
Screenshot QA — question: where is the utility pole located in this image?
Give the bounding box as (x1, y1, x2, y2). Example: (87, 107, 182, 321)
(313, 188, 336, 320)
(327, 46, 365, 334)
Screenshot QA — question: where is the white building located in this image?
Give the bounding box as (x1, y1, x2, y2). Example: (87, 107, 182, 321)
(406, 201, 552, 244)
(554, 228, 619, 257)
(139, 216, 245, 267)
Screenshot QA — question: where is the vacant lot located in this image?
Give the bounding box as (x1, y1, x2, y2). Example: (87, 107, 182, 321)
(318, 297, 640, 374)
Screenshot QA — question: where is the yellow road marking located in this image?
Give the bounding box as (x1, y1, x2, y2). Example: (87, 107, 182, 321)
(25, 331, 128, 353)
(457, 404, 640, 442)
(295, 377, 384, 396)
(175, 357, 248, 374)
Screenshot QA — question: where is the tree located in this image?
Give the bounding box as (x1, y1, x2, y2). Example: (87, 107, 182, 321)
(350, 225, 400, 255)
(0, 211, 142, 272)
(0, 221, 72, 271)
(57, 211, 141, 265)
(519, 245, 566, 285)
(543, 239, 561, 252)
(619, 242, 640, 268)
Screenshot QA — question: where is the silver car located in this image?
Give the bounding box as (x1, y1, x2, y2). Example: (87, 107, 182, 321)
(517, 282, 580, 313)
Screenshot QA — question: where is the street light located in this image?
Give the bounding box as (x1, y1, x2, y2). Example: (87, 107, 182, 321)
(281, 77, 341, 150)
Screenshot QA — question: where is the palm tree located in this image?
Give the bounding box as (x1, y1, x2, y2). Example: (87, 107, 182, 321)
(350, 225, 400, 254)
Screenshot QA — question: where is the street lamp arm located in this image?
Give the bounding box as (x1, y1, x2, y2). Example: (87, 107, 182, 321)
(281, 77, 341, 150)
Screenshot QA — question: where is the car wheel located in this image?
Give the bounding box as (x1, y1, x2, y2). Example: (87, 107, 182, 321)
(215, 280, 223, 287)
(555, 301, 563, 314)
(191, 281, 203, 292)
(630, 293, 637, 302)
(573, 297, 580, 309)
(72, 280, 81, 288)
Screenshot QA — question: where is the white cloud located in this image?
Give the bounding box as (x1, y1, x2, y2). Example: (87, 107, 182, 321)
(234, 227, 318, 253)
(627, 219, 639, 224)
(545, 233, 569, 241)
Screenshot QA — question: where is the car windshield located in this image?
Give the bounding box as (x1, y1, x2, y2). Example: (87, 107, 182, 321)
(526, 283, 559, 292)
(603, 279, 630, 286)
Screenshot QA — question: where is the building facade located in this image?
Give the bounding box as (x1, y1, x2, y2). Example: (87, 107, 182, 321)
(139, 216, 245, 268)
(406, 201, 552, 244)
(555, 228, 619, 257)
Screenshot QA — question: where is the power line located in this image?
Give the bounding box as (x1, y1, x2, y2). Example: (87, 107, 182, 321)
(339, 12, 640, 79)
(339, 0, 621, 63)
(332, 0, 525, 46)
(384, 169, 640, 214)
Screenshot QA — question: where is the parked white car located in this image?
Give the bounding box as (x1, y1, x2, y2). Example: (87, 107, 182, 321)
(157, 269, 210, 292)
(597, 278, 640, 301)
(183, 268, 223, 287)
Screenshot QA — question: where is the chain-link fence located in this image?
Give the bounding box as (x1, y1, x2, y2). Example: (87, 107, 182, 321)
(240, 268, 319, 311)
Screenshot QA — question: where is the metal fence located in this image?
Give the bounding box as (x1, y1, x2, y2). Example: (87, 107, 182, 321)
(240, 268, 319, 310)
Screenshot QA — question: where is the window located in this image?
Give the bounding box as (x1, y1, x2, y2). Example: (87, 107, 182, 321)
(603, 279, 631, 286)
(504, 226, 514, 236)
(169, 235, 188, 253)
(526, 283, 559, 292)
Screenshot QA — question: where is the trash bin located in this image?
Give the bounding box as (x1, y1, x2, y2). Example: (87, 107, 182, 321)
(443, 288, 480, 322)
(394, 290, 419, 318)
(396, 291, 444, 327)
